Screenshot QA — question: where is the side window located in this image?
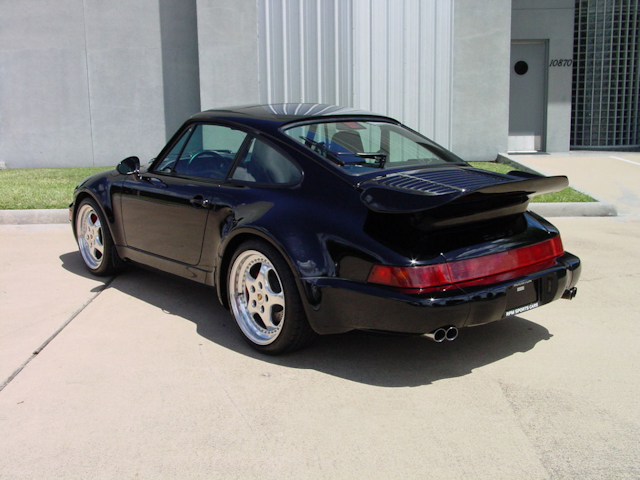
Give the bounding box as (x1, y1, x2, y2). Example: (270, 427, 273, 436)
(155, 126, 193, 172)
(231, 138, 301, 185)
(173, 124, 248, 180)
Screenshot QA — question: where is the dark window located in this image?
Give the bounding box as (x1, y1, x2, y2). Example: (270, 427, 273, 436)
(172, 124, 247, 180)
(514, 61, 529, 75)
(231, 138, 301, 184)
(571, 0, 640, 148)
(156, 126, 193, 172)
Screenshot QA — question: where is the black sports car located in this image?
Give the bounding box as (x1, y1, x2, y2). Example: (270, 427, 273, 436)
(71, 104, 581, 354)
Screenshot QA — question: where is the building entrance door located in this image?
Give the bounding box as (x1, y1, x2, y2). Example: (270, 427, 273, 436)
(508, 41, 548, 152)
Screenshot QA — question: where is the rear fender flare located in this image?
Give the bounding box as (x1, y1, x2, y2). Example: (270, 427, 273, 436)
(215, 226, 336, 309)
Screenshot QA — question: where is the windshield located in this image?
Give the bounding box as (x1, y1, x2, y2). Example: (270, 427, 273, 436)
(283, 120, 462, 173)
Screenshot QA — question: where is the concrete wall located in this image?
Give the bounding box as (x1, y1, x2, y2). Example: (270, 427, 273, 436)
(159, 0, 201, 139)
(511, 0, 575, 152)
(0, 0, 199, 168)
(451, 0, 512, 161)
(0, 1, 94, 168)
(83, 0, 166, 166)
(196, 0, 260, 110)
(0, 0, 576, 168)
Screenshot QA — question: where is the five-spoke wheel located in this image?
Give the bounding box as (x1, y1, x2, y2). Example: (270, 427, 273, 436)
(75, 198, 118, 276)
(228, 241, 316, 354)
(76, 203, 104, 270)
(229, 249, 285, 345)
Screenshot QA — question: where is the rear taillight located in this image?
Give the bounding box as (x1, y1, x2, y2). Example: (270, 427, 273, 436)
(368, 236, 564, 293)
(367, 263, 450, 290)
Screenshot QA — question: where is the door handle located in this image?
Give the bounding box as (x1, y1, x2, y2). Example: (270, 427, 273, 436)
(142, 176, 167, 188)
(190, 195, 210, 208)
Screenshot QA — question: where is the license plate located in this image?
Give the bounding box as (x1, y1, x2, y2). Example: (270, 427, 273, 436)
(504, 280, 539, 317)
(505, 301, 540, 317)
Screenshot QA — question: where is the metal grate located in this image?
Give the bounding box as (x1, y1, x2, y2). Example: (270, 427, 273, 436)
(572, 0, 640, 149)
(369, 169, 511, 196)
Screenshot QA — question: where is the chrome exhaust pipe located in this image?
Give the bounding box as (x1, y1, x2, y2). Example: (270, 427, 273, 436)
(425, 326, 458, 343)
(424, 327, 447, 343)
(445, 326, 458, 341)
(562, 287, 577, 300)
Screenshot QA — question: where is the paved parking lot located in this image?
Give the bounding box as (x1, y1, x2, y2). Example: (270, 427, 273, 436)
(508, 151, 640, 218)
(1, 215, 639, 479)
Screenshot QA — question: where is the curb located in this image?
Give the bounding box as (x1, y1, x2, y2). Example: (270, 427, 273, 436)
(0, 202, 617, 226)
(527, 202, 617, 217)
(497, 154, 618, 217)
(0, 209, 69, 225)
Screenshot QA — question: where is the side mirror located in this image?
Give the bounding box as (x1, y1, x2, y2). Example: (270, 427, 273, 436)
(117, 156, 141, 175)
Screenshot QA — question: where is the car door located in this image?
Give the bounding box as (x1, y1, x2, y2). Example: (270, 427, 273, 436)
(120, 123, 249, 266)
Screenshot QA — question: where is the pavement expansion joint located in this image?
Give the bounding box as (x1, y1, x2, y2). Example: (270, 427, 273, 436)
(0, 276, 115, 393)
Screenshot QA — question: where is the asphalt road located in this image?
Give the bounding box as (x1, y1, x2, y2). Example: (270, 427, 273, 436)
(1, 215, 639, 479)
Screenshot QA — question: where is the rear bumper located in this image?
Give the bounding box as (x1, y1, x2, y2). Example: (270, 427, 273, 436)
(300, 252, 581, 335)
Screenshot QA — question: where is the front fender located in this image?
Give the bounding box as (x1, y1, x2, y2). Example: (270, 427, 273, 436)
(71, 171, 123, 243)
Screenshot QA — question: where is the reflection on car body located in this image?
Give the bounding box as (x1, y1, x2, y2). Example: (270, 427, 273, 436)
(70, 104, 581, 354)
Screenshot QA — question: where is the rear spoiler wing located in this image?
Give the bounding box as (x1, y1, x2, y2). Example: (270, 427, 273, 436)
(360, 174, 568, 214)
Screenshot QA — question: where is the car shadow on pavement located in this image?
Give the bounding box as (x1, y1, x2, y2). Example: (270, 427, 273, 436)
(59, 251, 114, 285)
(61, 254, 553, 388)
(273, 320, 551, 387)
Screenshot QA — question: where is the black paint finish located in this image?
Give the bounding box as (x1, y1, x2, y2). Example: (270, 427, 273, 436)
(70, 104, 581, 337)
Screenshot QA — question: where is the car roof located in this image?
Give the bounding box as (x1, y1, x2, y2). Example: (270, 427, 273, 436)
(189, 103, 396, 128)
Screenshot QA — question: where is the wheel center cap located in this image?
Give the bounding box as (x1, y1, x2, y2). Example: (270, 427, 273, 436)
(257, 293, 263, 302)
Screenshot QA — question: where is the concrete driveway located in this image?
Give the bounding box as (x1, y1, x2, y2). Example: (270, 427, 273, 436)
(507, 151, 640, 218)
(1, 215, 639, 478)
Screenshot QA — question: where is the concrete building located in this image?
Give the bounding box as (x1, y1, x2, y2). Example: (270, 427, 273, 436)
(0, 0, 199, 168)
(0, 0, 636, 168)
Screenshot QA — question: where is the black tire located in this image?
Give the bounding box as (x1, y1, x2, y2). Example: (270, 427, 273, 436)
(74, 197, 120, 276)
(227, 240, 317, 354)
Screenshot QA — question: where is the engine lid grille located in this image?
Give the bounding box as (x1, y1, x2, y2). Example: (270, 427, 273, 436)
(367, 168, 512, 196)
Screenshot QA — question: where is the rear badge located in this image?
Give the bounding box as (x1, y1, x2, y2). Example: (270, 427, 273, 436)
(505, 302, 539, 317)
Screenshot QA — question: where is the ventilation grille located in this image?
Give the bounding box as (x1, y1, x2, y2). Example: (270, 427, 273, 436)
(572, 0, 640, 148)
(368, 169, 512, 196)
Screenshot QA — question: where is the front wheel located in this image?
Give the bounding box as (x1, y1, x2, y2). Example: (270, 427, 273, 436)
(75, 198, 119, 276)
(227, 240, 316, 354)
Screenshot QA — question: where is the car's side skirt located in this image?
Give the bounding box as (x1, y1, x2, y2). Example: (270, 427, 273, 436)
(117, 245, 211, 284)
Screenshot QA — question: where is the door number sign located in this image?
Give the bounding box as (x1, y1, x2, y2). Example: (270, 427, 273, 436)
(549, 59, 573, 67)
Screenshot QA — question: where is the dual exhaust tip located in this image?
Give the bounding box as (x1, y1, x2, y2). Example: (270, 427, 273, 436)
(425, 287, 578, 343)
(425, 286, 578, 342)
(425, 326, 458, 343)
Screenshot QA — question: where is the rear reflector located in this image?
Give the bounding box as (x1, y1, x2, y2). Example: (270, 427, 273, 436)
(368, 236, 564, 292)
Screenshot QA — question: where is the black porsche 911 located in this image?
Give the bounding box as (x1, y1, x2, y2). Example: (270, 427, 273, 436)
(70, 103, 580, 354)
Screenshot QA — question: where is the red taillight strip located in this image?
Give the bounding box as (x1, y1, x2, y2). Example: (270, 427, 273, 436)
(367, 263, 450, 290)
(447, 235, 564, 283)
(368, 236, 564, 291)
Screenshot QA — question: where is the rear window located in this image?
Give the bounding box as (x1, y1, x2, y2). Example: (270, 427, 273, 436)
(283, 120, 462, 174)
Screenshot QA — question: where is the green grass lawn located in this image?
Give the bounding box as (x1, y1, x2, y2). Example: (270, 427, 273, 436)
(0, 167, 112, 209)
(0, 162, 595, 210)
(469, 161, 596, 203)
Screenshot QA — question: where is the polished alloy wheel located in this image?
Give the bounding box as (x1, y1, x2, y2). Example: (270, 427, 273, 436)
(229, 250, 286, 345)
(76, 203, 104, 270)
